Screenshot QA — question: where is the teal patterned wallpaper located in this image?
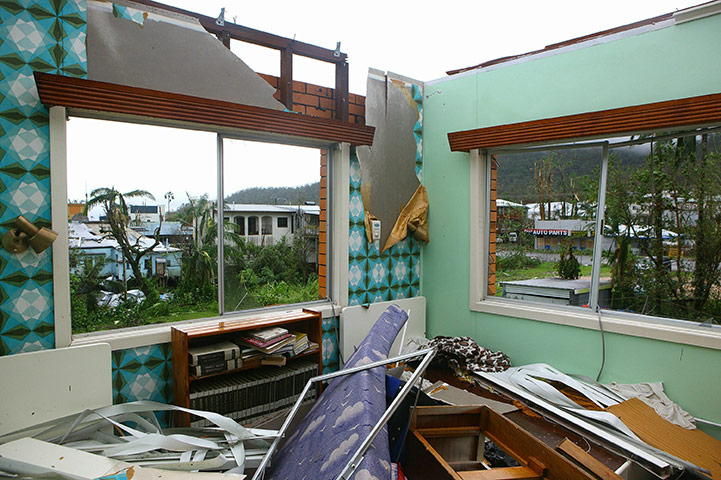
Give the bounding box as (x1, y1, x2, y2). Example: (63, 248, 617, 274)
(348, 83, 423, 306)
(0, 0, 86, 356)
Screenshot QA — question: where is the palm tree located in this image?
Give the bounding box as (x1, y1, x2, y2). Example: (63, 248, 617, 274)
(85, 187, 160, 296)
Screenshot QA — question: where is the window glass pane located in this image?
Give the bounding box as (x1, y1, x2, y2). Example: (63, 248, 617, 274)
(490, 145, 603, 309)
(221, 139, 323, 314)
(67, 118, 217, 333)
(604, 130, 721, 324)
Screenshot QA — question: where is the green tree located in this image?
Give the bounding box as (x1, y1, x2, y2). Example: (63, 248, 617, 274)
(69, 251, 107, 313)
(689, 135, 721, 311)
(85, 187, 160, 296)
(175, 194, 217, 298)
(604, 133, 721, 321)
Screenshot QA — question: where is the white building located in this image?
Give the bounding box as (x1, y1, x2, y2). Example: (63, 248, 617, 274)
(220, 204, 320, 248)
(524, 219, 596, 251)
(129, 204, 165, 224)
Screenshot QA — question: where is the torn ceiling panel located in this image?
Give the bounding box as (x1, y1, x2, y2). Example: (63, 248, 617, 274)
(357, 69, 422, 249)
(87, 0, 284, 110)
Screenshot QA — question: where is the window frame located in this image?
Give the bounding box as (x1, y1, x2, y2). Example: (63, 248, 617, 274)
(51, 107, 351, 350)
(469, 147, 721, 351)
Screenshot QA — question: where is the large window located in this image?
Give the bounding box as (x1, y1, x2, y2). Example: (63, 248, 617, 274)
(483, 126, 721, 328)
(490, 144, 603, 309)
(220, 138, 325, 315)
(66, 118, 329, 334)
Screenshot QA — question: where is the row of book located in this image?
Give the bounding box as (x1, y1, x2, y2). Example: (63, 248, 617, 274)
(188, 326, 317, 377)
(189, 360, 318, 427)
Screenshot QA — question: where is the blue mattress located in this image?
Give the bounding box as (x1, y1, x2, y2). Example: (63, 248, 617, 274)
(267, 304, 409, 480)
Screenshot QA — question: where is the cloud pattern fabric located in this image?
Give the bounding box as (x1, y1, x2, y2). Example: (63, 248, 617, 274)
(267, 304, 409, 480)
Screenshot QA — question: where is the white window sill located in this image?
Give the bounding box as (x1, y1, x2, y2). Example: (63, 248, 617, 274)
(70, 302, 341, 351)
(471, 298, 721, 351)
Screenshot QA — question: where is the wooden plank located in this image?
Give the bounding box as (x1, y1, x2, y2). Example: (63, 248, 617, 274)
(174, 310, 318, 337)
(481, 407, 596, 480)
(279, 47, 293, 110)
(171, 327, 190, 426)
(35, 73, 375, 146)
(416, 426, 483, 438)
(404, 430, 463, 480)
(458, 467, 541, 480)
(558, 438, 623, 480)
(448, 461, 486, 470)
(448, 92, 721, 151)
(415, 405, 485, 418)
(335, 61, 349, 122)
(607, 398, 721, 480)
(412, 406, 485, 431)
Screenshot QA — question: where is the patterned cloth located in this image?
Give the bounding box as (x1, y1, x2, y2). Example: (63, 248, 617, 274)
(428, 336, 510, 373)
(267, 304, 409, 480)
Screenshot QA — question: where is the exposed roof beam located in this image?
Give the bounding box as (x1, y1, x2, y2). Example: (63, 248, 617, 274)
(129, 0, 347, 64)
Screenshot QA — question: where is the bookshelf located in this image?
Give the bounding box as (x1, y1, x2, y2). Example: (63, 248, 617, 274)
(171, 308, 322, 427)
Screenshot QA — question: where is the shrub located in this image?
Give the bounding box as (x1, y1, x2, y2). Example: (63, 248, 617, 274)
(557, 245, 581, 279)
(497, 252, 541, 271)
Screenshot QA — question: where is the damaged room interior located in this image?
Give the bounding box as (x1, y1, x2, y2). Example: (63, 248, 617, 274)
(1, 0, 721, 479)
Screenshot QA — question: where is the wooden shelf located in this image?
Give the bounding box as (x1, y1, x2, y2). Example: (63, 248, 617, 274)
(171, 308, 322, 426)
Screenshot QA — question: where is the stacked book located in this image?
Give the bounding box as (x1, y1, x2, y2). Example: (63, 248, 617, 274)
(188, 340, 242, 378)
(236, 327, 295, 355)
(236, 327, 320, 360)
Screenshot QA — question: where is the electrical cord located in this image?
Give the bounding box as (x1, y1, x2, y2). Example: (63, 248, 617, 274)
(596, 306, 606, 382)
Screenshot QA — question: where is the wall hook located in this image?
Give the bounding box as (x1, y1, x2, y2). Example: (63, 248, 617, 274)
(1, 215, 58, 254)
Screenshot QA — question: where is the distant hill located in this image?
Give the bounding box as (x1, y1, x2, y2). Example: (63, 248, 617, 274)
(496, 147, 648, 204)
(225, 182, 320, 205)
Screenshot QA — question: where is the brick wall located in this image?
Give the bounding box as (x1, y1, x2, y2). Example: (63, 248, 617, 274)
(258, 74, 365, 124)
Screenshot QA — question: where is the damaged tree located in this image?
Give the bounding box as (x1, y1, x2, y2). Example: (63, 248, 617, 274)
(85, 187, 161, 297)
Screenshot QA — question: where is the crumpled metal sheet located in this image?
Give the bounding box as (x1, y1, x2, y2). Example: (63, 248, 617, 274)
(87, 0, 284, 110)
(0, 400, 277, 475)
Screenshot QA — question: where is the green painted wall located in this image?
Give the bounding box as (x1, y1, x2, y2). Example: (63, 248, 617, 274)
(422, 13, 721, 437)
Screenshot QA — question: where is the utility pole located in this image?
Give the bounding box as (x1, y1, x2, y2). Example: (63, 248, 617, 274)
(164, 191, 174, 220)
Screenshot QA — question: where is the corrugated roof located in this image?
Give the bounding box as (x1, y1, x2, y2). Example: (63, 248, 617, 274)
(130, 221, 193, 236)
(69, 222, 180, 252)
(497, 199, 528, 208)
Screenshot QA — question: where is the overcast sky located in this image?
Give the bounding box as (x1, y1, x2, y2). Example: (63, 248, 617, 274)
(67, 0, 702, 217)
